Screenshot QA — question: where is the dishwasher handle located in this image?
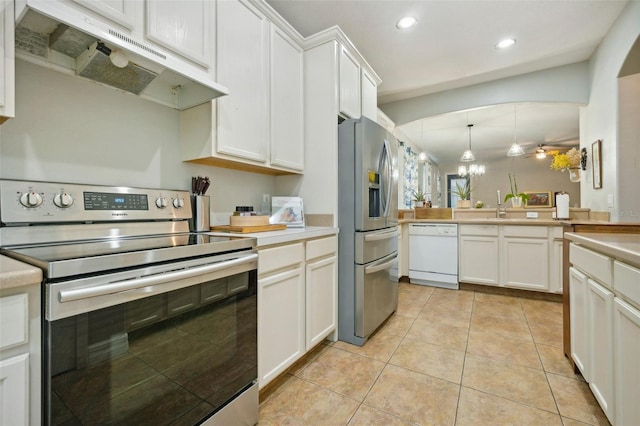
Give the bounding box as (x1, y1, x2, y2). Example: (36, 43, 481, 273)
(58, 253, 258, 303)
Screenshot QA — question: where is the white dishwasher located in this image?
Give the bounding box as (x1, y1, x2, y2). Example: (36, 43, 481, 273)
(409, 223, 459, 289)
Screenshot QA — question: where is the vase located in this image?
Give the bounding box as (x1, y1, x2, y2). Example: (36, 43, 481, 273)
(568, 168, 581, 183)
(415, 201, 424, 208)
(511, 196, 523, 208)
(457, 199, 471, 208)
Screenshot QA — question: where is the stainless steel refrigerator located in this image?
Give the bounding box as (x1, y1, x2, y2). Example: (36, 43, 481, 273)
(337, 116, 399, 346)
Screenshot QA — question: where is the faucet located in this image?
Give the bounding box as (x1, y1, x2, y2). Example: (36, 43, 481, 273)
(497, 190, 506, 218)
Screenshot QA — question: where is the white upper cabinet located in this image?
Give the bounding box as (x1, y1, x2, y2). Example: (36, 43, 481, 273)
(1, 0, 15, 125)
(70, 0, 135, 29)
(146, 0, 212, 67)
(270, 25, 304, 171)
(339, 45, 361, 119)
(181, 0, 304, 175)
(216, 0, 269, 162)
(361, 68, 378, 121)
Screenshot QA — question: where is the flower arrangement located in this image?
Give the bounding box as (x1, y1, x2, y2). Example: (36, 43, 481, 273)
(549, 148, 581, 171)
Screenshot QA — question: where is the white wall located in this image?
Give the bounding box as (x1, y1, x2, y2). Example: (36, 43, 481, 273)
(0, 60, 276, 224)
(438, 156, 581, 208)
(580, 0, 640, 220)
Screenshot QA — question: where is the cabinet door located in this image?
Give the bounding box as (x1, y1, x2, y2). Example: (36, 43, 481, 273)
(338, 45, 361, 118)
(270, 25, 304, 171)
(502, 237, 549, 291)
(614, 298, 640, 426)
(71, 0, 135, 29)
(569, 267, 589, 379)
(258, 266, 305, 388)
(458, 236, 499, 285)
(217, 0, 269, 163)
(0, 353, 29, 426)
(306, 255, 337, 349)
(0, 0, 15, 124)
(361, 68, 378, 120)
(146, 0, 211, 67)
(587, 278, 614, 423)
(550, 240, 563, 293)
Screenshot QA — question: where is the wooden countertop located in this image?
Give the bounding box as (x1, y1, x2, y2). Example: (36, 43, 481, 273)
(0, 255, 42, 291)
(564, 232, 640, 268)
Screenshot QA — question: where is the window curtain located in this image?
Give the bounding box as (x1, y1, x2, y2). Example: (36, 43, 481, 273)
(402, 144, 418, 208)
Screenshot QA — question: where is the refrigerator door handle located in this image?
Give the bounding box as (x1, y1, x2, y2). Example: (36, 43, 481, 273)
(364, 253, 398, 274)
(379, 139, 393, 218)
(364, 229, 399, 242)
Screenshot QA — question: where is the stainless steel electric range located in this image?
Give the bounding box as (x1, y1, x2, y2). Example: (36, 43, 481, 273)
(0, 179, 259, 426)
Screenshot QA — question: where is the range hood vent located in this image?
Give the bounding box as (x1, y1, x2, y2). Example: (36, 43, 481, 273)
(15, 7, 228, 110)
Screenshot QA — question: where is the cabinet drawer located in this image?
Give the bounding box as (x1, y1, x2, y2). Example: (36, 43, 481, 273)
(306, 236, 337, 261)
(614, 261, 640, 307)
(502, 225, 548, 238)
(459, 225, 498, 236)
(259, 242, 304, 276)
(550, 226, 564, 239)
(0, 293, 28, 350)
(570, 243, 612, 287)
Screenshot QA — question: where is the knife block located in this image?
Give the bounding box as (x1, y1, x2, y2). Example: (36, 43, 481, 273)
(190, 195, 210, 232)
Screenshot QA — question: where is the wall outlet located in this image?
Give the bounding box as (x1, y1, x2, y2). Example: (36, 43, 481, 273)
(526, 212, 539, 219)
(607, 194, 614, 208)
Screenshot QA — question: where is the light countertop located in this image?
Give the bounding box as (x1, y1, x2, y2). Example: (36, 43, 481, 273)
(207, 226, 338, 247)
(0, 255, 42, 291)
(399, 218, 568, 226)
(564, 232, 640, 268)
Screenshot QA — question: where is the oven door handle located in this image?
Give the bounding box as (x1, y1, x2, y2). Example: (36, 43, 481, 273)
(58, 253, 258, 303)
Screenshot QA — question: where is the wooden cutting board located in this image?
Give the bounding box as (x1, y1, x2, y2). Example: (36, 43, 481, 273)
(210, 224, 287, 233)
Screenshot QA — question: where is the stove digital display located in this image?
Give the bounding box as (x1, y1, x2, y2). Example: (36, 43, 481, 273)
(83, 192, 149, 210)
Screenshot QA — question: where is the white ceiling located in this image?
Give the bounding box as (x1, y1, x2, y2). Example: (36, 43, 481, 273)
(265, 0, 629, 164)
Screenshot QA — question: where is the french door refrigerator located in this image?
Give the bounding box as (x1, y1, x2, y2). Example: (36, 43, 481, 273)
(338, 116, 399, 346)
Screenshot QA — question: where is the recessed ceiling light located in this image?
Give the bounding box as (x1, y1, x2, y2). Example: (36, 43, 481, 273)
(495, 38, 516, 49)
(396, 17, 417, 30)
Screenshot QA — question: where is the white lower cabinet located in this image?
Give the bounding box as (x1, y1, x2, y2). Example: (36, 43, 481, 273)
(613, 298, 640, 425)
(258, 235, 338, 389)
(502, 237, 549, 291)
(258, 242, 305, 387)
(569, 267, 589, 380)
(459, 224, 562, 293)
(458, 225, 499, 285)
(0, 353, 29, 425)
(305, 236, 338, 349)
(569, 241, 640, 425)
(0, 284, 40, 426)
(587, 279, 614, 423)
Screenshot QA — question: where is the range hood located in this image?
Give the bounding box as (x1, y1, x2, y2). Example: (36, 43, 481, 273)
(14, 4, 228, 110)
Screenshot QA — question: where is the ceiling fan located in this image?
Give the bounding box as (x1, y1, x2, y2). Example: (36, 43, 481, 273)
(526, 141, 577, 159)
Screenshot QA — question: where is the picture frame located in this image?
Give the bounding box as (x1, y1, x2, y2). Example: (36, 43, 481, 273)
(270, 196, 305, 227)
(524, 191, 552, 208)
(592, 139, 602, 189)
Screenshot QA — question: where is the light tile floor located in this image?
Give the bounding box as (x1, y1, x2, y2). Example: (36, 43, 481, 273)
(258, 283, 610, 425)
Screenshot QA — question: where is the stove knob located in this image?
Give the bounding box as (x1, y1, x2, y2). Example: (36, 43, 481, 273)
(155, 197, 168, 209)
(19, 191, 43, 208)
(53, 192, 74, 208)
(173, 197, 185, 209)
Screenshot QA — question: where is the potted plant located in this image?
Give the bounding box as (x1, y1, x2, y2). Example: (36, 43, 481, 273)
(451, 180, 472, 208)
(504, 173, 530, 208)
(412, 189, 427, 208)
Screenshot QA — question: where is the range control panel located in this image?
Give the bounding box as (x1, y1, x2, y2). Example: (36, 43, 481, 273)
(0, 179, 192, 224)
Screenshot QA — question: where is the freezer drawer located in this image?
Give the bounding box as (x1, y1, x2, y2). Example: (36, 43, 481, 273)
(355, 227, 398, 264)
(355, 252, 398, 338)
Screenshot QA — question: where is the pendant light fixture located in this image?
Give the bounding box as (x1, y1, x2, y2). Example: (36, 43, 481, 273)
(458, 124, 485, 177)
(506, 105, 525, 157)
(460, 123, 476, 162)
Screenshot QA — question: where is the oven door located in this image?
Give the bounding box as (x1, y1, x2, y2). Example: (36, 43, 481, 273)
(44, 251, 258, 426)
